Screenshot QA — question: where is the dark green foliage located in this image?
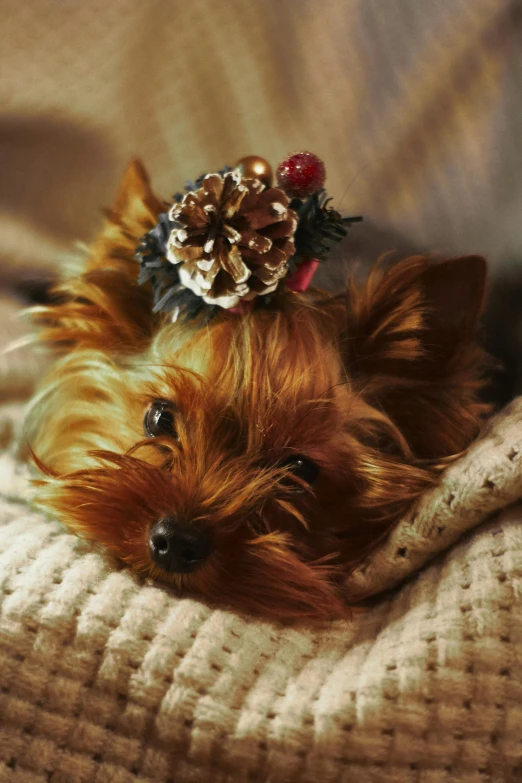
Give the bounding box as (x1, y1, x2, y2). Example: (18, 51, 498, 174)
(291, 190, 362, 265)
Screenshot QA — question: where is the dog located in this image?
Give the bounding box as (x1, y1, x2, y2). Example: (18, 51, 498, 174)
(25, 160, 491, 619)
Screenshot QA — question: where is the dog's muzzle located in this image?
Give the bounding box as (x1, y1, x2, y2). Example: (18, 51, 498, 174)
(149, 517, 213, 574)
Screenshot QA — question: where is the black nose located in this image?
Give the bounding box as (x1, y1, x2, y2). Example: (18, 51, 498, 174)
(149, 517, 213, 574)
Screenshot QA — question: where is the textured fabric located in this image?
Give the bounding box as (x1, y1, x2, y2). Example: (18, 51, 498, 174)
(0, 399, 522, 782)
(1, 0, 522, 284)
(344, 397, 522, 599)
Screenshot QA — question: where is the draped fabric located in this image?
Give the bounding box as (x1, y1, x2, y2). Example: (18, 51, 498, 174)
(0, 0, 521, 284)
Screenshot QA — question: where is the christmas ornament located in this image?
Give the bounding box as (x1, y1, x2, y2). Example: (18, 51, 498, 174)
(166, 170, 297, 309)
(275, 151, 326, 199)
(136, 152, 362, 320)
(235, 155, 273, 188)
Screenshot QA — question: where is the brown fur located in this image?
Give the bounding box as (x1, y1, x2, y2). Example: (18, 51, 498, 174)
(25, 161, 491, 619)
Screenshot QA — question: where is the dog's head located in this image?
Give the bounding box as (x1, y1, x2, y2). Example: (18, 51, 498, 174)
(27, 162, 490, 619)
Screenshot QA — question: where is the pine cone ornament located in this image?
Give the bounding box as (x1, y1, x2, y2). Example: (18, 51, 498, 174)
(166, 171, 297, 308)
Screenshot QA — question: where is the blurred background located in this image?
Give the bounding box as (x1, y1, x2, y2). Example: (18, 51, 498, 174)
(0, 0, 521, 403)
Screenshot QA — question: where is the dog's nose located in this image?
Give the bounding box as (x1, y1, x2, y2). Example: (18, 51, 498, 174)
(149, 517, 213, 574)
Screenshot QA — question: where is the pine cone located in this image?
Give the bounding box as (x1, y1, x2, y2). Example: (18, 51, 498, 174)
(166, 171, 297, 308)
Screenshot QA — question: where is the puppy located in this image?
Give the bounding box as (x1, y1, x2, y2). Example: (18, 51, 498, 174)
(25, 160, 490, 619)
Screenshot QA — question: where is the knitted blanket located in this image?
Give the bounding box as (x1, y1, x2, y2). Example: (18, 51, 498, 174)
(0, 399, 521, 783)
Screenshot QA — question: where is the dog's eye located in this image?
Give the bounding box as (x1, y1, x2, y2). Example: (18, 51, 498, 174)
(144, 400, 178, 438)
(281, 455, 319, 486)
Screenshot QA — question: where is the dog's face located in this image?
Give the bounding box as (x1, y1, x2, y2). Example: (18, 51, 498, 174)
(27, 162, 490, 619)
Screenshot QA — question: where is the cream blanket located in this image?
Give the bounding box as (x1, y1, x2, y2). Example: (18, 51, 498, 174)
(0, 397, 521, 782)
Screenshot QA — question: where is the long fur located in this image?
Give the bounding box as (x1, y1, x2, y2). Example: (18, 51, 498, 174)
(25, 161, 492, 619)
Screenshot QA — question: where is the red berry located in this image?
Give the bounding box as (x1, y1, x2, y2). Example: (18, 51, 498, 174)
(275, 151, 326, 198)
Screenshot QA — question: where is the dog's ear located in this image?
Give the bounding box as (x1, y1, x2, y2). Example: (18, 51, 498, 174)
(344, 255, 487, 380)
(338, 255, 490, 459)
(114, 159, 156, 212)
(102, 158, 164, 244)
(33, 160, 164, 354)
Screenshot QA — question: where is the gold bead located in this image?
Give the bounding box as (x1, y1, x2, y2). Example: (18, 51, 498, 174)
(235, 155, 273, 188)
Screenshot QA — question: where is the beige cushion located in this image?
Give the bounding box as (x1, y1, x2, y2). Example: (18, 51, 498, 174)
(0, 399, 521, 782)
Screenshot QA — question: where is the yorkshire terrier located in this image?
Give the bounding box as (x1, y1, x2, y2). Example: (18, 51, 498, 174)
(25, 157, 490, 619)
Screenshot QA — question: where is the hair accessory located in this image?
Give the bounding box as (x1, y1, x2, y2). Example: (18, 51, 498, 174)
(275, 151, 326, 198)
(136, 152, 362, 321)
(235, 155, 274, 188)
